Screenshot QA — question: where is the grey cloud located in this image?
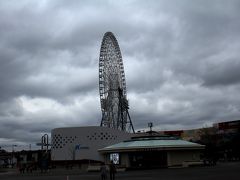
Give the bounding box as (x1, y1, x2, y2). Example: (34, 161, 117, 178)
(202, 59, 240, 86)
(0, 0, 240, 147)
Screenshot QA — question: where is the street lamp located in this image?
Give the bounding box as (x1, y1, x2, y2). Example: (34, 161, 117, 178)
(41, 134, 49, 152)
(11, 145, 17, 168)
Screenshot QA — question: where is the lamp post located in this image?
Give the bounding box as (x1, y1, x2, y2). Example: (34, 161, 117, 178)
(11, 145, 17, 168)
(41, 134, 49, 152)
(40, 134, 49, 172)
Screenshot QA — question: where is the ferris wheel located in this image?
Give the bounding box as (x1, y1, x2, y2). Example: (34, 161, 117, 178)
(99, 32, 135, 133)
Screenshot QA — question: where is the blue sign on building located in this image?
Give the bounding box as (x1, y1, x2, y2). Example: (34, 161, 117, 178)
(75, 144, 89, 150)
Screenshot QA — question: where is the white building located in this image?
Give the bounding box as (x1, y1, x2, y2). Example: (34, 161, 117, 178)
(51, 126, 132, 161)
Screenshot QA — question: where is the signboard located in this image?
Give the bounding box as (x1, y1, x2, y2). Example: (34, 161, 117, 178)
(110, 153, 120, 164)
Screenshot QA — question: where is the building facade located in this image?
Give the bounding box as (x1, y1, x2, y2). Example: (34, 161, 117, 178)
(51, 126, 132, 161)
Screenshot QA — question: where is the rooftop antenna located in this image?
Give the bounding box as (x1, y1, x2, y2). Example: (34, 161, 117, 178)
(148, 122, 153, 134)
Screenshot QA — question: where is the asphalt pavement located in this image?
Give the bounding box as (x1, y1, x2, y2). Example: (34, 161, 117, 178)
(1, 162, 240, 180)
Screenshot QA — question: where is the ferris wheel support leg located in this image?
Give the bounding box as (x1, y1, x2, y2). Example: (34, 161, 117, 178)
(126, 111, 135, 133)
(119, 101, 125, 131)
(100, 113, 104, 126)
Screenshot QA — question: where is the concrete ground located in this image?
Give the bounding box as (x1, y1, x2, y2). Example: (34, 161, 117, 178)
(1, 162, 240, 180)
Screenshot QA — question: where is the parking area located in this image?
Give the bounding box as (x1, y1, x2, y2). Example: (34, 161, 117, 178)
(1, 162, 240, 180)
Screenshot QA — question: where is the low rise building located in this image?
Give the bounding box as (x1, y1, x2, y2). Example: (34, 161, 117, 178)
(99, 135, 205, 168)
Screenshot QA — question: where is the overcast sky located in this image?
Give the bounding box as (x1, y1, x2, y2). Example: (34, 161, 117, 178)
(1, 0, 240, 150)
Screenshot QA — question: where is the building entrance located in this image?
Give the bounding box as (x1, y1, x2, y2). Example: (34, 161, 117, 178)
(129, 151, 167, 168)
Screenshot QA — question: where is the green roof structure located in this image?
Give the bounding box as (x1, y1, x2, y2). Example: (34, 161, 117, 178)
(99, 136, 205, 152)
